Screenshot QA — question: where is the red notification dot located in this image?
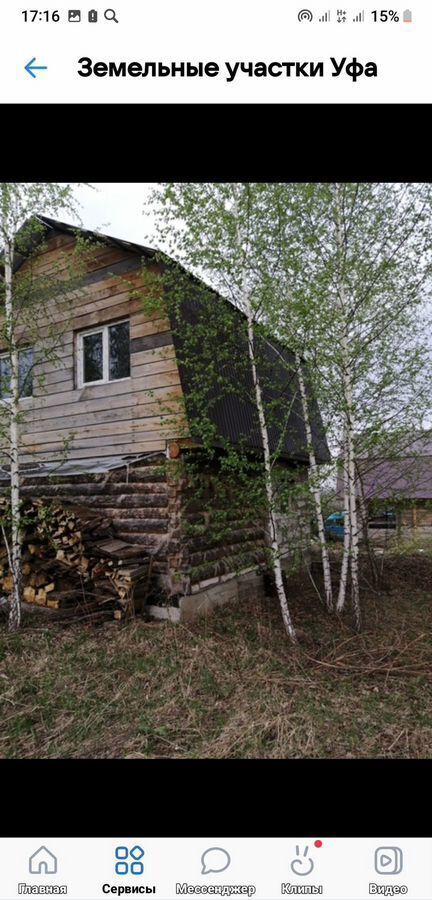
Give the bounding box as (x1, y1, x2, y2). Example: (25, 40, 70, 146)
(314, 841, 323, 848)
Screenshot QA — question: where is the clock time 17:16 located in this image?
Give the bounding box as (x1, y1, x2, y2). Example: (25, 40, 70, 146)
(21, 10, 61, 21)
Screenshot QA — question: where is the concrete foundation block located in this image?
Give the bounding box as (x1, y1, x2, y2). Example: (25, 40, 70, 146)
(147, 570, 267, 623)
(146, 605, 181, 623)
(237, 570, 265, 602)
(179, 571, 266, 622)
(179, 579, 238, 621)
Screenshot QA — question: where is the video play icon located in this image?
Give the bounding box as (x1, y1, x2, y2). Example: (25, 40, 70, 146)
(374, 847, 403, 875)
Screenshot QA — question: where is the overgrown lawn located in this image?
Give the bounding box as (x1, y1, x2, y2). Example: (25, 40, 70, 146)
(1, 555, 431, 758)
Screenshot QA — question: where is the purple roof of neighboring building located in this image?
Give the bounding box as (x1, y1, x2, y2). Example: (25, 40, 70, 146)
(360, 457, 432, 500)
(337, 435, 432, 501)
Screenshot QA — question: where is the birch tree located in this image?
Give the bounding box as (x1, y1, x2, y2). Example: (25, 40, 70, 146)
(149, 182, 304, 641)
(248, 183, 335, 613)
(295, 352, 333, 610)
(0, 183, 88, 630)
(232, 184, 297, 640)
(149, 181, 432, 633)
(267, 182, 432, 627)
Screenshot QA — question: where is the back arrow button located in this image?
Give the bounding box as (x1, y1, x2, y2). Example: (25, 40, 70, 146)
(25, 57, 48, 78)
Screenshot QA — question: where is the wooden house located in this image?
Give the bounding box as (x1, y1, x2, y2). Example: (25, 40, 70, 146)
(0, 216, 330, 619)
(357, 436, 432, 534)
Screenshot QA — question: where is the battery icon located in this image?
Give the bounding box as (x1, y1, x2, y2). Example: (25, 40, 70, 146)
(403, 9, 412, 22)
(88, 9, 98, 21)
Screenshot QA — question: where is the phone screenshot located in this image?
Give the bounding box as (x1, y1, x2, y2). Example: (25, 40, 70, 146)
(0, 0, 430, 877)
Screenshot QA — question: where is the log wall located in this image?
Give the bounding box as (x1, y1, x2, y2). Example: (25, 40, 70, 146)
(16, 455, 308, 602)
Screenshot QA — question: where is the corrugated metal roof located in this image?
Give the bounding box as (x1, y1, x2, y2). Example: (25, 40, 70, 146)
(171, 293, 330, 464)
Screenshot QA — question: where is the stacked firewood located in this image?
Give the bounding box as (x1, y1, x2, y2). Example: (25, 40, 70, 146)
(0, 498, 151, 618)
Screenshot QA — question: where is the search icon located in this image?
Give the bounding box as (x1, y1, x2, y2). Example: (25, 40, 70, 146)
(104, 8, 119, 22)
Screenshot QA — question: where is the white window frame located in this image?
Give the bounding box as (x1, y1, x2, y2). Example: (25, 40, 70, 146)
(0, 349, 34, 403)
(77, 319, 130, 388)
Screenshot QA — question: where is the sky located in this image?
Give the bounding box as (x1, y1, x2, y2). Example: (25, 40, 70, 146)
(69, 183, 160, 247)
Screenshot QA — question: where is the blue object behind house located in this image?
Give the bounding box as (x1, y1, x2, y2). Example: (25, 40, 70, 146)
(325, 512, 345, 539)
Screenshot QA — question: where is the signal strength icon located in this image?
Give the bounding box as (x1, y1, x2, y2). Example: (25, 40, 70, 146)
(353, 9, 364, 20)
(319, 10, 330, 21)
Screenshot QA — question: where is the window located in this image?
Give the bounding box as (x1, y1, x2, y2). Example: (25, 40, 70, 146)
(0, 349, 33, 400)
(78, 320, 130, 387)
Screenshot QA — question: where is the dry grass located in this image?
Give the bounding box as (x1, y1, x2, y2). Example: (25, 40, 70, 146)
(0, 553, 431, 759)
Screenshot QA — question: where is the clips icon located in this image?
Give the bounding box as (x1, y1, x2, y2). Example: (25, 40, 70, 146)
(290, 846, 314, 877)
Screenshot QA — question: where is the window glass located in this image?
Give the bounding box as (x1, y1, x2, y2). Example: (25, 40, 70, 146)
(19, 349, 33, 398)
(0, 350, 33, 399)
(83, 331, 103, 383)
(0, 356, 11, 398)
(109, 321, 130, 381)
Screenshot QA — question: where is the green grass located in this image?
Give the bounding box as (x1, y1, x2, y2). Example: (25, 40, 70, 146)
(0, 552, 431, 758)
(385, 533, 432, 557)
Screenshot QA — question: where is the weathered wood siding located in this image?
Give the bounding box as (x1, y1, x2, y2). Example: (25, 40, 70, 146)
(0, 232, 188, 462)
(400, 503, 432, 527)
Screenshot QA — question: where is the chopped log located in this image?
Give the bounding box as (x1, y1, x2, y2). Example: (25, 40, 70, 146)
(93, 539, 147, 560)
(28, 544, 40, 556)
(0, 497, 153, 619)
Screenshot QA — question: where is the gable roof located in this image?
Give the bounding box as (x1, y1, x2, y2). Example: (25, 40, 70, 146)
(10, 215, 331, 466)
(8, 214, 155, 273)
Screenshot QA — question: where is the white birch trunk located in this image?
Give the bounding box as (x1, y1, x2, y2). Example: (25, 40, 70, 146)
(346, 400, 361, 629)
(334, 184, 361, 629)
(336, 431, 351, 612)
(244, 309, 297, 642)
(3, 234, 22, 631)
(233, 185, 296, 642)
(295, 352, 333, 611)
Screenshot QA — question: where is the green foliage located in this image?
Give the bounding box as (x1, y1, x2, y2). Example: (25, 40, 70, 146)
(139, 258, 313, 582)
(144, 182, 432, 622)
(149, 182, 432, 469)
(261, 182, 432, 461)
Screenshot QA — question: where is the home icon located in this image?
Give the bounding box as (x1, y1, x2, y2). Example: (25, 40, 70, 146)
(29, 846, 58, 875)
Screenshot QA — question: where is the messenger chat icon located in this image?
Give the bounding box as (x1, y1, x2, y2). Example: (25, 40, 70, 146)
(201, 848, 231, 875)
